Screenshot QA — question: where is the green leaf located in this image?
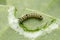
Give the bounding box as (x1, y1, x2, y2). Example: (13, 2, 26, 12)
(0, 0, 60, 40)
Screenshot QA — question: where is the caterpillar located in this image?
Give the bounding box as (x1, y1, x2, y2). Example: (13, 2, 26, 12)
(18, 13, 43, 24)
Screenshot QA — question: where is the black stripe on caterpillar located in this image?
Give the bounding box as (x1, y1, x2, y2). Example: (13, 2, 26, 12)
(18, 13, 43, 24)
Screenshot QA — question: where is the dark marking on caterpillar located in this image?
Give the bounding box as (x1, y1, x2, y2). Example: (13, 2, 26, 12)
(18, 13, 43, 24)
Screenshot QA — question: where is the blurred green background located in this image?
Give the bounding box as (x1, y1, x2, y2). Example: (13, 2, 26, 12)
(7, 0, 60, 18)
(0, 0, 60, 40)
